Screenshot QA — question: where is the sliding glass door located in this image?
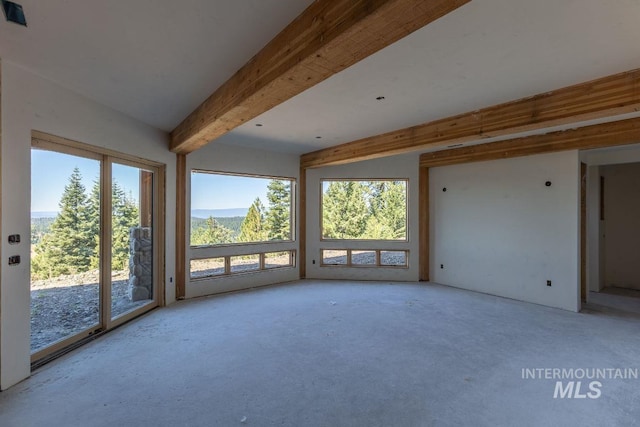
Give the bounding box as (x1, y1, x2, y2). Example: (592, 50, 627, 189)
(30, 134, 164, 361)
(110, 162, 155, 322)
(30, 150, 102, 355)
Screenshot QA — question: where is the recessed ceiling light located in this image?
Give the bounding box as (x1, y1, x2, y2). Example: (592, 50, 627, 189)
(376, 96, 385, 101)
(315, 136, 322, 139)
(255, 123, 263, 127)
(1, 0, 27, 26)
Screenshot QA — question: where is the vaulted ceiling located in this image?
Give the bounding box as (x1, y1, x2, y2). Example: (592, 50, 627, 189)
(1, 0, 640, 155)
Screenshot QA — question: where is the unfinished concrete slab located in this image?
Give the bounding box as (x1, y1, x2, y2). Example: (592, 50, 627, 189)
(588, 288, 640, 316)
(1, 280, 639, 426)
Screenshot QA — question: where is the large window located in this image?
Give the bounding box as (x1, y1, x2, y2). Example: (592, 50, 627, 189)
(190, 171, 295, 246)
(321, 180, 407, 240)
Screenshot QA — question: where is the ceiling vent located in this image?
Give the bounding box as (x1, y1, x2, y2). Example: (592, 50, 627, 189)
(1, 0, 27, 27)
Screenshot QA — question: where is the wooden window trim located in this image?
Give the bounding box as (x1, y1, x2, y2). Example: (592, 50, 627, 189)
(319, 178, 409, 243)
(189, 170, 297, 248)
(29, 131, 166, 362)
(320, 249, 409, 268)
(189, 250, 297, 281)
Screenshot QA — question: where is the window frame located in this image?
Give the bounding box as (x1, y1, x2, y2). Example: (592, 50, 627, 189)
(190, 169, 296, 248)
(30, 130, 166, 362)
(190, 250, 297, 281)
(319, 178, 409, 242)
(320, 249, 409, 268)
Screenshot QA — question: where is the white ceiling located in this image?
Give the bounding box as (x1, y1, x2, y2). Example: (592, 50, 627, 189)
(2, 0, 640, 155)
(0, 0, 314, 131)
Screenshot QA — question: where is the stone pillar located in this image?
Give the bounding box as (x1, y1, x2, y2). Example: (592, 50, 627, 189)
(128, 227, 153, 301)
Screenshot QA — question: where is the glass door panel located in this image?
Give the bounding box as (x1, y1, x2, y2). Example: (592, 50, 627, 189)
(110, 163, 154, 321)
(30, 150, 101, 354)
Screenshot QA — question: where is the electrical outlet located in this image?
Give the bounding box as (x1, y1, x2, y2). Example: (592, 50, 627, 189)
(8, 234, 20, 244)
(547, 280, 552, 287)
(440, 264, 444, 269)
(312, 260, 316, 264)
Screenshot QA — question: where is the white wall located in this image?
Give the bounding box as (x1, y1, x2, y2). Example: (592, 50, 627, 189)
(186, 142, 300, 298)
(601, 163, 640, 290)
(430, 151, 581, 311)
(0, 61, 177, 390)
(306, 153, 420, 281)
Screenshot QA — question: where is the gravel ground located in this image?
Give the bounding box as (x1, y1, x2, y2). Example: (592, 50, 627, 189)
(31, 270, 150, 353)
(191, 253, 292, 279)
(322, 250, 407, 266)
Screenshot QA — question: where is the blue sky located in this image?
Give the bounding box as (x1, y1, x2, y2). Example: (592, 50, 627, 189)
(31, 150, 141, 212)
(190, 172, 270, 210)
(31, 149, 273, 213)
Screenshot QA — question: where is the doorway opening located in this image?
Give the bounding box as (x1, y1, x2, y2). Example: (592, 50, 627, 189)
(30, 133, 165, 362)
(582, 146, 640, 314)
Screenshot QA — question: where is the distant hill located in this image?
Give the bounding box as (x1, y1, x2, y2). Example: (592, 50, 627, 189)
(191, 216, 244, 238)
(31, 217, 56, 244)
(34, 209, 249, 219)
(191, 208, 248, 218)
(32, 211, 59, 219)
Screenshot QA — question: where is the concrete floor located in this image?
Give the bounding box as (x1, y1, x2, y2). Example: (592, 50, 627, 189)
(587, 287, 640, 315)
(1, 280, 639, 427)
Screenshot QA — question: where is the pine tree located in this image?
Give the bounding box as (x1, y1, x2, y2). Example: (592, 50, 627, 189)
(191, 216, 234, 245)
(322, 181, 369, 239)
(364, 181, 406, 239)
(366, 181, 387, 219)
(84, 179, 141, 271)
(111, 182, 140, 271)
(363, 215, 394, 239)
(265, 180, 291, 240)
(380, 181, 407, 239)
(32, 167, 95, 278)
(86, 179, 101, 269)
(239, 197, 266, 242)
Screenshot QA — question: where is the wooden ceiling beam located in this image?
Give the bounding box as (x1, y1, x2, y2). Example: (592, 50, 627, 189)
(170, 0, 470, 154)
(419, 117, 640, 168)
(301, 68, 640, 169)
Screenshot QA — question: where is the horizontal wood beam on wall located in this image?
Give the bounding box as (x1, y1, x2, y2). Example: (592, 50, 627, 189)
(170, 0, 470, 154)
(300, 68, 640, 169)
(419, 117, 640, 168)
